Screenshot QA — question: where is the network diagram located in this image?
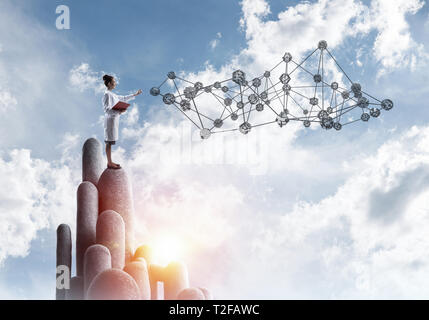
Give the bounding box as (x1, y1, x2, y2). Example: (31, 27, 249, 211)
(150, 40, 394, 139)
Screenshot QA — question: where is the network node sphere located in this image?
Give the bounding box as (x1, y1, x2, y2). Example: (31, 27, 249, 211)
(239, 122, 251, 134)
(256, 103, 264, 112)
(163, 93, 175, 105)
(282, 84, 291, 94)
(331, 82, 338, 90)
(252, 78, 261, 87)
(204, 86, 212, 93)
(224, 98, 232, 106)
(180, 100, 191, 111)
(361, 113, 370, 121)
(194, 82, 203, 91)
(200, 128, 211, 140)
(333, 122, 342, 131)
(370, 108, 381, 117)
(167, 71, 176, 80)
(358, 97, 369, 108)
(232, 70, 246, 86)
(313, 74, 322, 83)
(213, 81, 221, 89)
(351, 83, 361, 93)
(318, 110, 328, 119)
(280, 73, 291, 84)
(150, 87, 160, 96)
(283, 52, 293, 62)
(260, 91, 268, 100)
(303, 109, 309, 115)
(318, 40, 328, 50)
(321, 117, 334, 129)
(221, 86, 229, 93)
(310, 97, 319, 106)
(264, 71, 270, 78)
(304, 120, 311, 127)
(214, 119, 223, 128)
(231, 113, 238, 121)
(184, 86, 197, 99)
(341, 91, 350, 99)
(237, 101, 244, 109)
(248, 94, 259, 104)
(381, 99, 393, 111)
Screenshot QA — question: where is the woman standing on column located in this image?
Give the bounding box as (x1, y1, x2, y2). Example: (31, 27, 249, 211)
(102, 75, 142, 169)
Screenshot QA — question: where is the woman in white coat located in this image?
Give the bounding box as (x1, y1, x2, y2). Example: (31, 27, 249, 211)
(102, 74, 142, 169)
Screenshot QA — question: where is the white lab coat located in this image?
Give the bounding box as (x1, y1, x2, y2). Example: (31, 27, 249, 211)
(102, 90, 135, 142)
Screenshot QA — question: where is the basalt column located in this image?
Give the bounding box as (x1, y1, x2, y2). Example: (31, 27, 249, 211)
(56, 224, 72, 300)
(76, 181, 98, 276)
(98, 168, 135, 263)
(82, 138, 104, 185)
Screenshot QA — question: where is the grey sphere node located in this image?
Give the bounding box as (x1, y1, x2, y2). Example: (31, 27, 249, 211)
(280, 73, 291, 84)
(283, 52, 293, 63)
(214, 119, 223, 128)
(370, 108, 381, 117)
(260, 91, 268, 100)
(252, 78, 261, 87)
(276, 111, 289, 127)
(248, 94, 259, 104)
(150, 87, 160, 96)
(264, 71, 270, 78)
(318, 110, 329, 119)
(194, 82, 203, 91)
(184, 86, 197, 99)
(361, 113, 370, 121)
(224, 98, 232, 106)
(167, 71, 176, 80)
(256, 103, 264, 112)
(313, 74, 322, 83)
(239, 122, 252, 134)
(242, 80, 249, 87)
(354, 91, 363, 99)
(282, 84, 291, 94)
(221, 86, 229, 93)
(303, 109, 309, 115)
(310, 97, 319, 105)
(351, 83, 361, 93)
(163, 93, 175, 105)
(214, 81, 221, 89)
(381, 99, 393, 111)
(265, 99, 270, 105)
(204, 86, 212, 93)
(341, 91, 350, 99)
(180, 100, 191, 111)
(327, 107, 333, 114)
(237, 101, 244, 109)
(231, 112, 238, 121)
(304, 120, 311, 127)
(321, 116, 334, 129)
(200, 128, 211, 139)
(232, 70, 246, 86)
(331, 82, 339, 90)
(318, 40, 328, 50)
(358, 97, 369, 108)
(333, 122, 342, 131)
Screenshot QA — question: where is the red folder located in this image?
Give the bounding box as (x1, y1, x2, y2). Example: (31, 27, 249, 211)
(112, 101, 130, 111)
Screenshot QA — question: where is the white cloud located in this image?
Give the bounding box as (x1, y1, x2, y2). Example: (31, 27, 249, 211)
(69, 63, 105, 93)
(209, 32, 222, 50)
(0, 89, 17, 112)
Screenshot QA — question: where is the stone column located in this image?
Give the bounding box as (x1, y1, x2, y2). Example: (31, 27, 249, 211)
(124, 260, 151, 300)
(148, 264, 164, 300)
(84, 244, 112, 297)
(56, 224, 71, 300)
(82, 138, 104, 186)
(76, 181, 98, 277)
(98, 168, 135, 262)
(66, 276, 84, 300)
(87, 269, 140, 300)
(163, 261, 189, 300)
(96, 210, 125, 269)
(178, 288, 206, 300)
(134, 245, 153, 265)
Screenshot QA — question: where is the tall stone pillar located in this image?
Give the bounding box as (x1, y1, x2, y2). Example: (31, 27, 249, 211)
(124, 260, 151, 300)
(163, 261, 189, 300)
(98, 168, 135, 262)
(82, 138, 104, 186)
(66, 276, 84, 300)
(76, 181, 98, 277)
(149, 264, 164, 300)
(56, 224, 72, 300)
(178, 288, 206, 300)
(87, 269, 140, 300)
(96, 210, 125, 269)
(84, 244, 112, 297)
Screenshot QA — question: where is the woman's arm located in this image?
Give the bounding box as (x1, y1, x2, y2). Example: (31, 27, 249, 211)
(118, 89, 142, 102)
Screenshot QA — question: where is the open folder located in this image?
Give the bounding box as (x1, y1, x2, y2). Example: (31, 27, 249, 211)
(112, 101, 130, 111)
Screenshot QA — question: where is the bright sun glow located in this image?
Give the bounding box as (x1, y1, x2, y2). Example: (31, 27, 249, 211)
(151, 235, 185, 266)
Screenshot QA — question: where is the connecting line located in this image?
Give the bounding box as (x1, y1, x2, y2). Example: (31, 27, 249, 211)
(191, 99, 205, 128)
(187, 107, 216, 122)
(269, 60, 284, 73)
(211, 92, 234, 114)
(326, 48, 354, 85)
(157, 78, 169, 88)
(247, 85, 280, 117)
(321, 49, 324, 110)
(361, 91, 382, 103)
(289, 48, 318, 75)
(288, 93, 306, 112)
(342, 118, 362, 126)
(268, 77, 286, 109)
(175, 76, 195, 85)
(171, 102, 201, 129)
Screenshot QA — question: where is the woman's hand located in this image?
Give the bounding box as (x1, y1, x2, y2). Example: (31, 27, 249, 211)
(134, 89, 142, 96)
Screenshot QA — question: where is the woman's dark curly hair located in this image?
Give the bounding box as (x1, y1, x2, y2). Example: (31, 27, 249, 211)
(103, 74, 114, 87)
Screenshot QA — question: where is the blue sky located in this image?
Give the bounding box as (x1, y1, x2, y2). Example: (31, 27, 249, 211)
(1, 0, 429, 299)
